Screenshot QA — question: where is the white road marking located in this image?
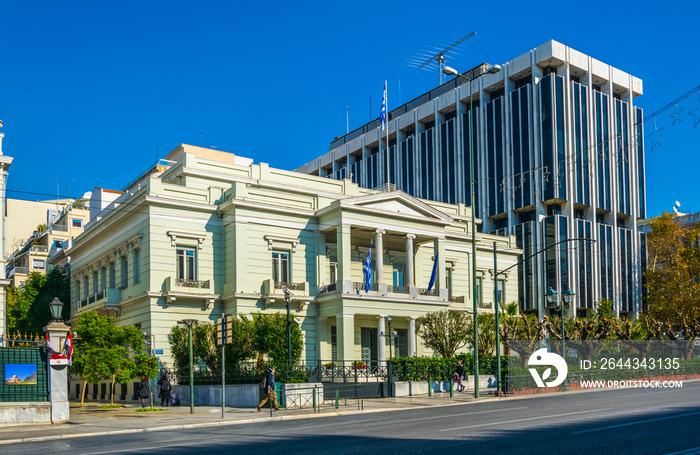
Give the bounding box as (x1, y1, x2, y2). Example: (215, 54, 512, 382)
(439, 408, 608, 432)
(572, 411, 700, 435)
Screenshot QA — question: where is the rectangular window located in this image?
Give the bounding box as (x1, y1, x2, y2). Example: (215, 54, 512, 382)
(272, 251, 290, 283)
(93, 272, 98, 296)
(32, 259, 45, 270)
(393, 266, 404, 287)
(71, 219, 83, 228)
(446, 268, 453, 297)
(133, 250, 140, 284)
(330, 262, 337, 284)
(109, 263, 116, 288)
(331, 326, 337, 362)
(497, 279, 505, 307)
(176, 248, 196, 281)
(121, 257, 128, 288)
(101, 267, 106, 291)
(475, 277, 482, 305)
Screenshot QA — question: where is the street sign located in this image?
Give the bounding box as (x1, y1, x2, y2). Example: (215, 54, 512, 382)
(217, 314, 233, 345)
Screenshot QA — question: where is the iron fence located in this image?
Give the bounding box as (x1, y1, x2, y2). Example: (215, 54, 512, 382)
(505, 362, 700, 394)
(318, 283, 337, 294)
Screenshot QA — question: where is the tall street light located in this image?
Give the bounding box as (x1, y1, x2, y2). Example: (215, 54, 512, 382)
(560, 288, 575, 391)
(181, 319, 197, 414)
(283, 287, 295, 368)
(443, 63, 501, 398)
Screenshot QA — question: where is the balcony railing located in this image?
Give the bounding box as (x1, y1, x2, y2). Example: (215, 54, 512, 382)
(274, 281, 306, 292)
(448, 295, 465, 304)
(175, 279, 210, 289)
(478, 301, 492, 309)
(318, 283, 337, 294)
(417, 288, 439, 296)
(386, 285, 409, 294)
(30, 245, 48, 253)
(51, 224, 68, 232)
(7, 266, 29, 277)
(353, 282, 378, 292)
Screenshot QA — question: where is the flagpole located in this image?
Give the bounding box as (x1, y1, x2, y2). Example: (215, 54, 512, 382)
(385, 80, 390, 188)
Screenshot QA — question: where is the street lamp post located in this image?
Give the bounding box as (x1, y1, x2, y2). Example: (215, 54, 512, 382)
(386, 316, 393, 359)
(181, 319, 197, 414)
(443, 64, 501, 398)
(560, 288, 575, 391)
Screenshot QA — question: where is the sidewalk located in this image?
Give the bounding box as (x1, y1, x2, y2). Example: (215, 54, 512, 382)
(0, 391, 502, 445)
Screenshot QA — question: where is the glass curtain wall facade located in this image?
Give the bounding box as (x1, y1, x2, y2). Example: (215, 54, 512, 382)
(300, 42, 646, 317)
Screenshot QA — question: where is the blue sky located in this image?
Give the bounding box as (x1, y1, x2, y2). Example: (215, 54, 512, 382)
(1, 1, 698, 217)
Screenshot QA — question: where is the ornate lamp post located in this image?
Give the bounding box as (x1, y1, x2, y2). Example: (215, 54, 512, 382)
(49, 297, 64, 322)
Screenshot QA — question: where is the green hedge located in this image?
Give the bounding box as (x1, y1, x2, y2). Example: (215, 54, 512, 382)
(391, 355, 508, 381)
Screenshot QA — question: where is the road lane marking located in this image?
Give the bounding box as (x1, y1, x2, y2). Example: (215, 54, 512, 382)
(439, 408, 608, 432)
(572, 411, 700, 435)
(664, 447, 700, 455)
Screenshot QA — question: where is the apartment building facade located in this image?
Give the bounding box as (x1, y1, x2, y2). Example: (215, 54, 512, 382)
(297, 40, 647, 318)
(64, 144, 520, 368)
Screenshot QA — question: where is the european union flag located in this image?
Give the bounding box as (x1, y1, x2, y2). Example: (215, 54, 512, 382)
(363, 242, 373, 293)
(427, 253, 438, 292)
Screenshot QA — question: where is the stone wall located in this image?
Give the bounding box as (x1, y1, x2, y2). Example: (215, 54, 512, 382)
(0, 402, 52, 426)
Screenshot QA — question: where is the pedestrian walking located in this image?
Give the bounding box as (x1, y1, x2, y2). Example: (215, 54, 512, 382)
(157, 372, 171, 407)
(455, 359, 466, 392)
(137, 377, 150, 408)
(255, 367, 280, 412)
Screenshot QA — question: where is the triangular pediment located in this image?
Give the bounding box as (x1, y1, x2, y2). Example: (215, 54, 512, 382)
(336, 191, 453, 223)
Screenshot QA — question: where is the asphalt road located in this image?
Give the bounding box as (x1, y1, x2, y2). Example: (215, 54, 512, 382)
(7, 381, 700, 455)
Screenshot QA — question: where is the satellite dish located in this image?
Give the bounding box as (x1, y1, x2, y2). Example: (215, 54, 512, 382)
(673, 207, 679, 214)
(675, 201, 681, 208)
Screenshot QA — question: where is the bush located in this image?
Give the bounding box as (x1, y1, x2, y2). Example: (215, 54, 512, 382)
(391, 355, 508, 381)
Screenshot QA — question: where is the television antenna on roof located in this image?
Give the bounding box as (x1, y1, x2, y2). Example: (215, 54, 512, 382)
(673, 200, 682, 215)
(415, 31, 477, 85)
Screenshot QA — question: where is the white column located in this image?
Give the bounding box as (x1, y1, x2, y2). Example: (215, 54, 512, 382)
(408, 317, 417, 357)
(375, 229, 385, 283)
(406, 234, 415, 286)
(337, 313, 355, 362)
(377, 316, 386, 366)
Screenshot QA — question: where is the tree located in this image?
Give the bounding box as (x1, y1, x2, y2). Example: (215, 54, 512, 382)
(252, 313, 303, 364)
(6, 266, 71, 334)
(645, 212, 700, 323)
(70, 312, 143, 405)
(133, 354, 160, 408)
(417, 310, 472, 358)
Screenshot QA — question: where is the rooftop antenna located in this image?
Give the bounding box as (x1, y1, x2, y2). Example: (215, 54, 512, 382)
(673, 201, 682, 215)
(417, 31, 477, 85)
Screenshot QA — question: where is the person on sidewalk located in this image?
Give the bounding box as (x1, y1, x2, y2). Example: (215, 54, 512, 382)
(157, 372, 171, 407)
(455, 359, 466, 392)
(255, 367, 280, 412)
(137, 378, 150, 408)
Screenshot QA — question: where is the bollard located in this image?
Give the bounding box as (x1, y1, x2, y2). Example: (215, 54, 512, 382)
(335, 388, 339, 409)
(450, 378, 454, 397)
(428, 378, 432, 396)
(313, 386, 317, 409)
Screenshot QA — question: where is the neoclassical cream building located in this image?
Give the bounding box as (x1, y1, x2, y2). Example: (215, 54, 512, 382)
(64, 144, 521, 367)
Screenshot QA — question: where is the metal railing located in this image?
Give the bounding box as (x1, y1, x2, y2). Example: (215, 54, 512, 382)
(353, 282, 378, 292)
(478, 301, 492, 309)
(387, 285, 409, 294)
(7, 266, 29, 276)
(274, 281, 306, 292)
(320, 360, 388, 383)
(448, 295, 465, 303)
(51, 224, 68, 232)
(175, 279, 210, 288)
(318, 283, 337, 294)
(418, 288, 439, 296)
(30, 245, 48, 252)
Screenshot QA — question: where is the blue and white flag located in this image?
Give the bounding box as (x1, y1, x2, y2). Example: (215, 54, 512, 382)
(427, 253, 438, 292)
(380, 81, 387, 131)
(363, 241, 373, 293)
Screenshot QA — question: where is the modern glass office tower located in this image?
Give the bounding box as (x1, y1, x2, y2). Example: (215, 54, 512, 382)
(296, 40, 647, 318)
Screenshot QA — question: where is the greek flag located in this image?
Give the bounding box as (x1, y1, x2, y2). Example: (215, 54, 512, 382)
(380, 81, 387, 131)
(363, 242, 373, 293)
(427, 253, 438, 292)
